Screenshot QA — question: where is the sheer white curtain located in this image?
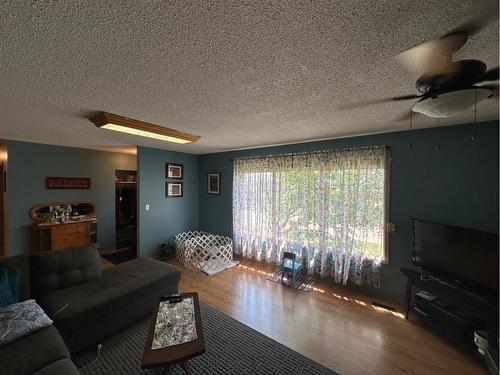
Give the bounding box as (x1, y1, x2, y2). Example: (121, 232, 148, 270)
(232, 146, 387, 287)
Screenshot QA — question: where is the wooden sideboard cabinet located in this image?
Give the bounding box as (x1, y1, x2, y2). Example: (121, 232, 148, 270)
(30, 200, 98, 252)
(32, 219, 98, 252)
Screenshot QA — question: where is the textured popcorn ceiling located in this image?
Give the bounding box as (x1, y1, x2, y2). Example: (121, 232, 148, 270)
(0, 1, 498, 155)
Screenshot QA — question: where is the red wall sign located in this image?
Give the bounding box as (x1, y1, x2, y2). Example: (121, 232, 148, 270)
(45, 177, 91, 190)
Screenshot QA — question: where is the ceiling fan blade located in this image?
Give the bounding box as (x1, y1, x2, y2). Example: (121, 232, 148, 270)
(338, 94, 418, 110)
(483, 67, 499, 81)
(392, 94, 421, 101)
(397, 12, 497, 77)
(396, 32, 466, 76)
(338, 98, 393, 110)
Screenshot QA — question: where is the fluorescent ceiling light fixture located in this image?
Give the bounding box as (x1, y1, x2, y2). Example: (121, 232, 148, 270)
(412, 88, 492, 118)
(90, 112, 200, 144)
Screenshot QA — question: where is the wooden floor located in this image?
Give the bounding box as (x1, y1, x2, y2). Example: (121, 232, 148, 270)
(168, 258, 487, 375)
(100, 256, 114, 269)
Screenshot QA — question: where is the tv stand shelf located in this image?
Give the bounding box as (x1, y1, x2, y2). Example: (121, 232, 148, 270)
(401, 267, 498, 372)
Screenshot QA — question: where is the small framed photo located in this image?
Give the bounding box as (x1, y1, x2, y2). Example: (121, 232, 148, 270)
(207, 173, 221, 194)
(166, 182, 183, 197)
(166, 163, 183, 179)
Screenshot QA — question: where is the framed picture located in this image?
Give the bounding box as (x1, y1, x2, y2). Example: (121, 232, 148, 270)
(166, 163, 183, 179)
(207, 173, 221, 194)
(166, 182, 183, 197)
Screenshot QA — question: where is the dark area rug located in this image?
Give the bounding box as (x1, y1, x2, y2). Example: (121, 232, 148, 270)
(74, 303, 338, 375)
(265, 270, 316, 292)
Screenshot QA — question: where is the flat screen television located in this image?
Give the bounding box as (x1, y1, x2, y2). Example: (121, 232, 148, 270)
(412, 219, 499, 297)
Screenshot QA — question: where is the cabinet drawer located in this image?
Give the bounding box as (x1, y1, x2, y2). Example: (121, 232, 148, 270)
(53, 223, 88, 235)
(52, 234, 89, 250)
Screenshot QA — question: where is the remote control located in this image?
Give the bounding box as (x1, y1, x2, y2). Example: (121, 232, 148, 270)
(161, 293, 183, 303)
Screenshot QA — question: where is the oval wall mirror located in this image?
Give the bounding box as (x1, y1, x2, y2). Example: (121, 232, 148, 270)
(30, 201, 96, 223)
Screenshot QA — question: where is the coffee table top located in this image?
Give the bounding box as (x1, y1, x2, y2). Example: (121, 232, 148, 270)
(142, 292, 205, 369)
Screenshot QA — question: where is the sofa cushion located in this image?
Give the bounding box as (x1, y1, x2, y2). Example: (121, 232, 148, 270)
(39, 257, 180, 353)
(31, 245, 102, 297)
(0, 325, 70, 375)
(0, 254, 30, 300)
(33, 359, 79, 375)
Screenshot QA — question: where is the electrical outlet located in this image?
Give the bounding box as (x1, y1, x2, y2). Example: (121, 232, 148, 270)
(145, 204, 150, 211)
(386, 223, 396, 234)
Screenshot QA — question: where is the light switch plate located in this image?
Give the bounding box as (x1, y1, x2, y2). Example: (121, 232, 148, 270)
(145, 204, 150, 211)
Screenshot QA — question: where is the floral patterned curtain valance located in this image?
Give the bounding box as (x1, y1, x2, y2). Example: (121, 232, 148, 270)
(232, 146, 389, 288)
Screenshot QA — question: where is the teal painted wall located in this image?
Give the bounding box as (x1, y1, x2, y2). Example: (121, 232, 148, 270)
(137, 147, 199, 257)
(198, 121, 499, 302)
(7, 141, 136, 256)
(7, 121, 498, 303)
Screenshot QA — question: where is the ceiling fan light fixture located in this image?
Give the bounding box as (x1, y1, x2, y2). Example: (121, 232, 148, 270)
(412, 88, 491, 118)
(90, 112, 200, 144)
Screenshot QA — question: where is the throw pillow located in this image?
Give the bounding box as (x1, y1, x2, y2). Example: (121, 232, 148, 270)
(0, 255, 30, 301)
(0, 270, 14, 307)
(0, 299, 53, 347)
(0, 267, 20, 303)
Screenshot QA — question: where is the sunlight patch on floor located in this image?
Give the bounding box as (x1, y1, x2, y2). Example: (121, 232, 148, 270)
(238, 264, 273, 276)
(331, 292, 405, 319)
(237, 263, 405, 319)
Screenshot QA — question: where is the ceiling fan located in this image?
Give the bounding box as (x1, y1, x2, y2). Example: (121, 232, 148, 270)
(341, 18, 499, 119)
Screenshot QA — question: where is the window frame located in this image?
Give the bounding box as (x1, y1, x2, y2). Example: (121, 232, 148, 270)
(382, 149, 391, 264)
(232, 146, 392, 263)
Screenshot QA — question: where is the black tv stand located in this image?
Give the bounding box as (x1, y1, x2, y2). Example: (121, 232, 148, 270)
(401, 267, 498, 373)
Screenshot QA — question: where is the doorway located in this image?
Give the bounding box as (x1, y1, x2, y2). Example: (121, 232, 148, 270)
(102, 169, 137, 264)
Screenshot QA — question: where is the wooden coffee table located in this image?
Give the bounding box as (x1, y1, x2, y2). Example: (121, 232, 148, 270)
(141, 292, 205, 374)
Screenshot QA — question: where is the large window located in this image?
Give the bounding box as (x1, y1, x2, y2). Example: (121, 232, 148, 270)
(232, 146, 389, 287)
